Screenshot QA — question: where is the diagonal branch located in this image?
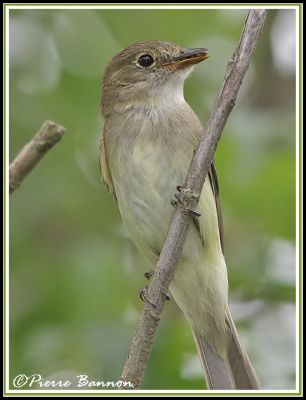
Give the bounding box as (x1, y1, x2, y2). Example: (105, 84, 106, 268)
(121, 9, 267, 389)
(9, 120, 66, 194)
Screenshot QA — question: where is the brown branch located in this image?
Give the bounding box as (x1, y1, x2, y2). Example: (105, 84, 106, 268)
(9, 121, 66, 194)
(121, 9, 267, 389)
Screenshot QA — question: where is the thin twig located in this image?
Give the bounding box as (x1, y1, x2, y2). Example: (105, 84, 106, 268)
(121, 9, 267, 389)
(9, 121, 66, 194)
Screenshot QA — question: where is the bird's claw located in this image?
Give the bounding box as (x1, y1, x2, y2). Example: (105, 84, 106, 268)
(144, 270, 154, 281)
(139, 286, 156, 308)
(170, 185, 201, 217)
(162, 290, 171, 301)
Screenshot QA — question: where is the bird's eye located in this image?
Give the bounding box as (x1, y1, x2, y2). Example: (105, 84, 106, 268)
(137, 54, 155, 69)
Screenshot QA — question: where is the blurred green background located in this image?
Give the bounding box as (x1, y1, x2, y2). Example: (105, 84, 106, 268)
(9, 8, 296, 390)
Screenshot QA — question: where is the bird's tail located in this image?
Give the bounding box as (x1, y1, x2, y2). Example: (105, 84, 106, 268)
(191, 309, 260, 390)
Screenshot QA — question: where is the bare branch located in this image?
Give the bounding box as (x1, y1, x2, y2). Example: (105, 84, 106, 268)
(9, 121, 66, 194)
(121, 9, 267, 389)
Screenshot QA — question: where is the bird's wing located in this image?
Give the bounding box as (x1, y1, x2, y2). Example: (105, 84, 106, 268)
(208, 161, 225, 254)
(99, 135, 117, 200)
(191, 162, 224, 254)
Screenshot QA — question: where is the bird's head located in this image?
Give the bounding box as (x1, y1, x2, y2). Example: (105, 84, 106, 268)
(101, 40, 209, 115)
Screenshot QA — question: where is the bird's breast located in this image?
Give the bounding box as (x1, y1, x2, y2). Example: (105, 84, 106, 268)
(107, 106, 197, 260)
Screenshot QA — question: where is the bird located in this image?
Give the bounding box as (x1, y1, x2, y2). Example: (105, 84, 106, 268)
(99, 40, 260, 390)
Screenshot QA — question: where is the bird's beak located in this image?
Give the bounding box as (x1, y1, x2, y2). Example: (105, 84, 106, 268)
(163, 48, 209, 70)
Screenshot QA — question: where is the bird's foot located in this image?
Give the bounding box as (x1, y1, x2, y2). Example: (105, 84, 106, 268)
(139, 286, 156, 308)
(143, 271, 171, 301)
(171, 185, 201, 217)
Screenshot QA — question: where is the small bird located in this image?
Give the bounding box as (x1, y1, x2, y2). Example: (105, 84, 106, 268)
(100, 40, 260, 390)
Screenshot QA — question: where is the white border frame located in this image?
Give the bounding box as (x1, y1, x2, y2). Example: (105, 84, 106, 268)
(5, 3, 301, 396)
